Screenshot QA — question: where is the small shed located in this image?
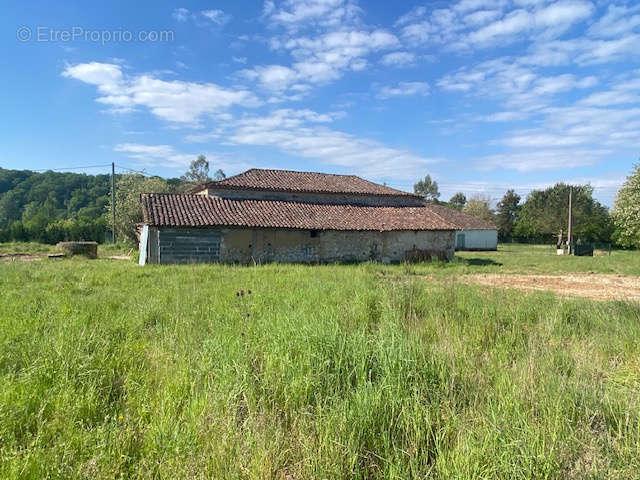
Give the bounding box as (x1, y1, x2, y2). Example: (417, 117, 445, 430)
(425, 204, 498, 251)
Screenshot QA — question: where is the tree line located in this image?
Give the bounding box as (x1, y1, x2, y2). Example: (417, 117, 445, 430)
(1, 159, 638, 248)
(0, 156, 223, 244)
(414, 166, 640, 248)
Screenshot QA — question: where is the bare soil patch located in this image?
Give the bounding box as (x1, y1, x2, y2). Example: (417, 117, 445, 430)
(461, 273, 640, 302)
(0, 253, 44, 262)
(0, 253, 131, 262)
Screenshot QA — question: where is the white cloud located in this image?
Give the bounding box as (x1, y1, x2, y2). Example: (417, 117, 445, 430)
(468, 1, 594, 45)
(218, 109, 441, 179)
(114, 143, 249, 173)
(453, 0, 507, 14)
(499, 131, 589, 148)
(523, 34, 640, 66)
(63, 62, 260, 124)
(483, 111, 528, 122)
(495, 103, 640, 152)
(114, 143, 196, 168)
(398, 0, 594, 50)
(201, 9, 232, 26)
(467, 9, 534, 44)
(377, 81, 429, 99)
(395, 6, 428, 26)
(264, 0, 361, 31)
(241, 64, 299, 92)
(579, 90, 640, 107)
(172, 8, 190, 22)
(236, 0, 402, 97)
(62, 62, 124, 94)
(241, 29, 399, 94)
(534, 0, 593, 28)
(463, 9, 501, 26)
(531, 74, 597, 95)
(477, 149, 606, 172)
(172, 7, 231, 27)
(587, 3, 640, 38)
(438, 59, 597, 111)
(380, 51, 416, 67)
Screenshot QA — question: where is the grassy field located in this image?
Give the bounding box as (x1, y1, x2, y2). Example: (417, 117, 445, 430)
(1, 246, 640, 478)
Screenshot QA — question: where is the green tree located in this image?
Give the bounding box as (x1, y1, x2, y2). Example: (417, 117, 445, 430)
(0, 190, 24, 225)
(108, 174, 173, 243)
(495, 190, 521, 240)
(612, 164, 640, 248)
(0, 167, 189, 243)
(448, 192, 466, 210)
(214, 169, 226, 180)
(463, 195, 495, 224)
(181, 155, 211, 185)
(514, 183, 612, 242)
(414, 175, 440, 202)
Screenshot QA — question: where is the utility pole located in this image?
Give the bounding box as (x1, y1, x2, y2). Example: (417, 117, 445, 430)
(111, 162, 116, 243)
(567, 186, 573, 255)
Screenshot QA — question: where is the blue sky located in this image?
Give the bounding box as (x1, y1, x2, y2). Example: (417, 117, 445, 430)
(2, 0, 639, 205)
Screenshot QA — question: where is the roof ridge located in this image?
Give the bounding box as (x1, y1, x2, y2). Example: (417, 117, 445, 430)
(188, 167, 417, 197)
(240, 167, 359, 178)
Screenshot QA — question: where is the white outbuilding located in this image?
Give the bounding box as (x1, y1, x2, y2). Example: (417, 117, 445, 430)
(426, 204, 498, 251)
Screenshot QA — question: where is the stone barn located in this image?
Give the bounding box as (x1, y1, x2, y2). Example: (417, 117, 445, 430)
(138, 169, 457, 264)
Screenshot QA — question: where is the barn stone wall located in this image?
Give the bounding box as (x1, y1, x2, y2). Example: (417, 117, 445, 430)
(200, 187, 425, 207)
(157, 228, 454, 264)
(146, 227, 455, 264)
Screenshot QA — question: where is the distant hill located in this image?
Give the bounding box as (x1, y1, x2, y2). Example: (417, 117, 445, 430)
(0, 168, 114, 243)
(0, 167, 187, 244)
(0, 168, 112, 227)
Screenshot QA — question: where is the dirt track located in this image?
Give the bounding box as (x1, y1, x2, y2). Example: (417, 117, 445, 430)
(0, 253, 131, 262)
(461, 273, 640, 302)
(0, 253, 43, 262)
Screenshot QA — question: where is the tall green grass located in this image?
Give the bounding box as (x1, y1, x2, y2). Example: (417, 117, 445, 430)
(1, 260, 639, 478)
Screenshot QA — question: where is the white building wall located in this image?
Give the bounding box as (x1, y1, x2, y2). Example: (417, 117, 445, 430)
(456, 229, 497, 251)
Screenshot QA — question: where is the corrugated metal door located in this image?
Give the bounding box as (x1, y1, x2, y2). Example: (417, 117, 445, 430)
(158, 228, 221, 263)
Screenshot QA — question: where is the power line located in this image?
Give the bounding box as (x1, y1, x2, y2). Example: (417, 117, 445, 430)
(30, 164, 113, 172)
(114, 165, 151, 175)
(25, 163, 156, 177)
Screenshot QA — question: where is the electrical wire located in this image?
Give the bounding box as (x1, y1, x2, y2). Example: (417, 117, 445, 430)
(30, 164, 113, 172)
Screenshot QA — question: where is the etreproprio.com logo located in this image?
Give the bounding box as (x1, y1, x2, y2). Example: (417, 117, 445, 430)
(17, 26, 174, 44)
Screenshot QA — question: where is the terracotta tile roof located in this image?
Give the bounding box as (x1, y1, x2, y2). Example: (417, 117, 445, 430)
(141, 194, 456, 231)
(192, 168, 417, 197)
(425, 204, 496, 230)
